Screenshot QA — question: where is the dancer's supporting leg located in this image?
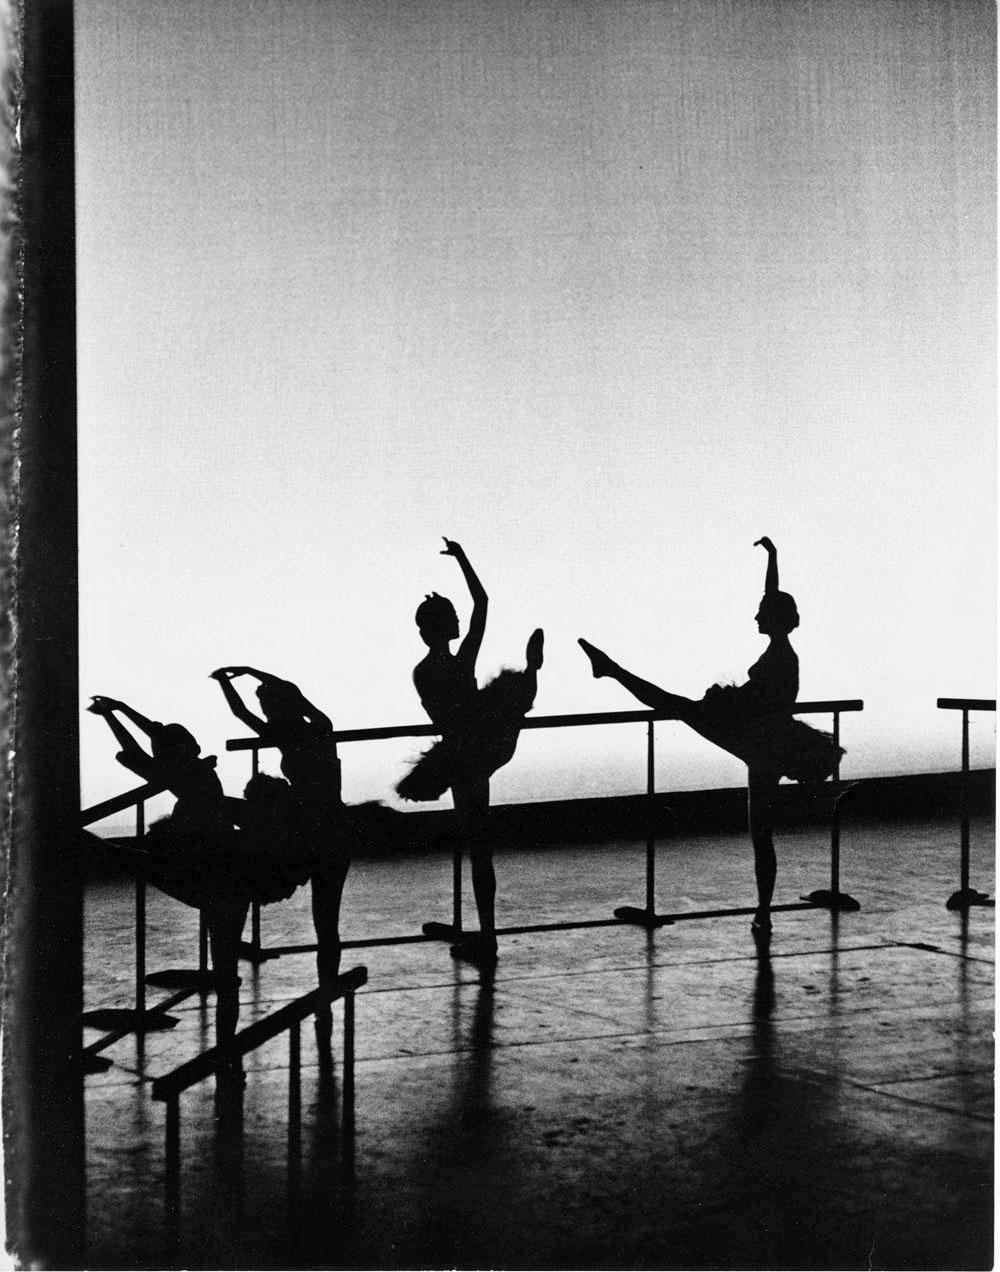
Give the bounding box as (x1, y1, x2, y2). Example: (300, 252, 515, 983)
(578, 639, 693, 718)
(206, 897, 251, 1079)
(312, 859, 349, 1056)
(449, 631, 541, 965)
(748, 770, 779, 931)
(452, 779, 496, 961)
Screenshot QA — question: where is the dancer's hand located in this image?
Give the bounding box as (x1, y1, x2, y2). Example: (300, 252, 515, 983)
(441, 537, 465, 559)
(754, 536, 776, 554)
(88, 695, 120, 714)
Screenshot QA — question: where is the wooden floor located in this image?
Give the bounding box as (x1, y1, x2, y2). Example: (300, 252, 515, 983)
(83, 811, 994, 1268)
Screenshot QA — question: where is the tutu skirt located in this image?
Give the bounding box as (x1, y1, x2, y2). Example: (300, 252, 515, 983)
(689, 684, 844, 782)
(397, 669, 536, 802)
(144, 812, 312, 909)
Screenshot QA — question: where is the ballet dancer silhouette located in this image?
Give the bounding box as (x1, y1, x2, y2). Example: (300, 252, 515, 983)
(398, 539, 543, 964)
(211, 667, 348, 1053)
(579, 537, 841, 933)
(87, 695, 257, 1077)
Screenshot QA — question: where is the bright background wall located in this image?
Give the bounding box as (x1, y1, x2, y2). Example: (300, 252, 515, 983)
(76, 0, 996, 812)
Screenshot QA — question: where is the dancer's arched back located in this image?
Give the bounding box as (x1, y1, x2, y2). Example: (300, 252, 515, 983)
(579, 537, 841, 934)
(397, 539, 543, 964)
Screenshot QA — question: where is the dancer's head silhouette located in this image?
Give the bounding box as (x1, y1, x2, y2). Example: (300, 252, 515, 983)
(255, 677, 304, 727)
(150, 721, 201, 762)
(755, 591, 799, 635)
(416, 592, 460, 647)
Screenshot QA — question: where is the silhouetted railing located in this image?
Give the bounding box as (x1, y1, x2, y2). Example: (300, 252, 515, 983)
(151, 966, 367, 1251)
(937, 698, 996, 911)
(228, 699, 865, 950)
(80, 783, 212, 1067)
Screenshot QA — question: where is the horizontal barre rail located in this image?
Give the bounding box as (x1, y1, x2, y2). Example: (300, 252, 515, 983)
(227, 699, 865, 752)
(82, 702, 866, 812)
(260, 899, 826, 956)
(151, 965, 367, 1101)
(937, 698, 996, 712)
(81, 781, 168, 826)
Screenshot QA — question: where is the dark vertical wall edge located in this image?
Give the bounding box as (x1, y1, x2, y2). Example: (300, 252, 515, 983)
(3, 0, 84, 1266)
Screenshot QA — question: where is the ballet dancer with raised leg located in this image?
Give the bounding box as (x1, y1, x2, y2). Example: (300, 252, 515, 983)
(398, 538, 543, 965)
(579, 537, 841, 934)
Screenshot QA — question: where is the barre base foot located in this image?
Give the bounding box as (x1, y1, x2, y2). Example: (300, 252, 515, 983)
(422, 922, 463, 942)
(83, 1053, 115, 1073)
(946, 887, 995, 911)
(613, 905, 675, 929)
(82, 1008, 179, 1032)
(146, 969, 218, 991)
(802, 889, 861, 912)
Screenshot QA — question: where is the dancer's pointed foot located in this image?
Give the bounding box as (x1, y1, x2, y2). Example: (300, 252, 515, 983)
(526, 627, 544, 671)
(578, 638, 616, 679)
(450, 934, 499, 966)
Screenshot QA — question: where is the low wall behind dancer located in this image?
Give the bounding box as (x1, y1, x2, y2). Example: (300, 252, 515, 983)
(579, 537, 842, 937)
(211, 666, 348, 1060)
(397, 539, 544, 965)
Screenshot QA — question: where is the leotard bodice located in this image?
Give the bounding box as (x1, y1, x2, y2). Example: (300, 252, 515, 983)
(742, 643, 798, 714)
(413, 654, 478, 734)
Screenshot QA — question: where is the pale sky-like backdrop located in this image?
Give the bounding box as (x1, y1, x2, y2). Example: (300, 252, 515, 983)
(76, 0, 995, 816)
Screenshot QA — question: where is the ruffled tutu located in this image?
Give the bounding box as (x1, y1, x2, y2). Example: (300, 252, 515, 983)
(397, 669, 537, 802)
(144, 813, 311, 908)
(689, 684, 844, 782)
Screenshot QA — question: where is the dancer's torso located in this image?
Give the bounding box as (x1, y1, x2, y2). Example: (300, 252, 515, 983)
(742, 644, 798, 714)
(414, 653, 477, 734)
(275, 721, 341, 803)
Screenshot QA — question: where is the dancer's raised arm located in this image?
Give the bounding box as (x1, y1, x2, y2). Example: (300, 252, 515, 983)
(210, 667, 268, 733)
(754, 536, 779, 595)
(441, 538, 487, 666)
(87, 696, 157, 765)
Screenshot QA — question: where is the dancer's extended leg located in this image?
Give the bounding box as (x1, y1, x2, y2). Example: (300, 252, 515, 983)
(578, 639, 693, 718)
(452, 779, 496, 962)
(510, 627, 544, 712)
(748, 770, 779, 930)
(526, 627, 544, 673)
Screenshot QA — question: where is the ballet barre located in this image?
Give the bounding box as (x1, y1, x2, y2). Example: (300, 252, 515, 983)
(80, 783, 214, 1070)
(614, 699, 864, 927)
(937, 698, 995, 911)
(227, 699, 864, 955)
(152, 965, 366, 1256)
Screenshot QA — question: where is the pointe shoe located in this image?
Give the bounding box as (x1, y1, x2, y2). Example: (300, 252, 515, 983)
(526, 627, 544, 671)
(578, 638, 615, 679)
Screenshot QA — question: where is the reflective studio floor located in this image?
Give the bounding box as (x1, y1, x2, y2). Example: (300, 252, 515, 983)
(83, 812, 994, 1270)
